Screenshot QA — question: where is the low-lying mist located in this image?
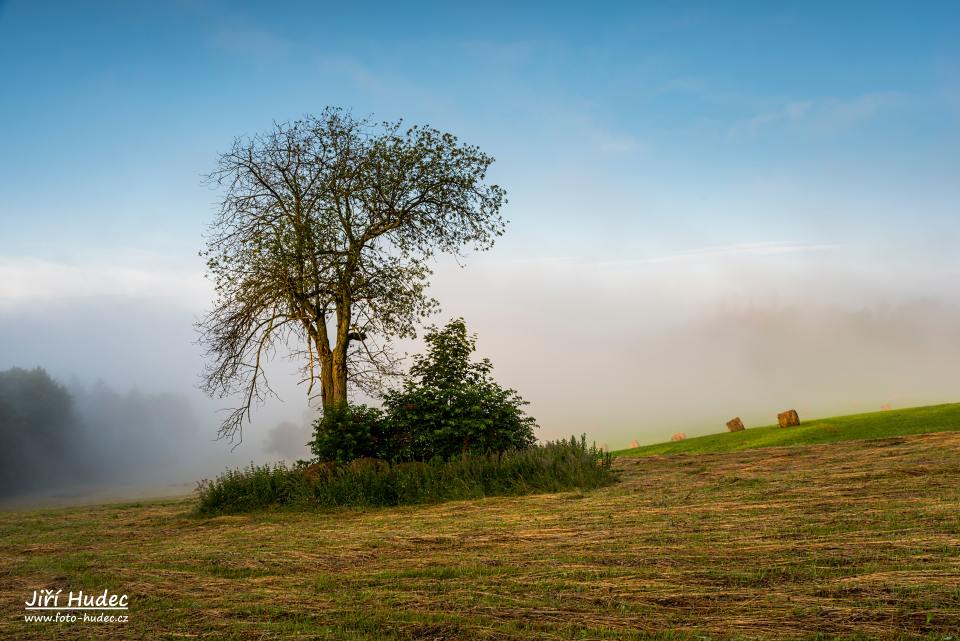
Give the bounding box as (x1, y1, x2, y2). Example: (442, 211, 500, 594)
(2, 242, 960, 504)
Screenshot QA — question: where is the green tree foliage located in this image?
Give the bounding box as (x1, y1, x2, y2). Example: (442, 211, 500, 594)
(309, 403, 399, 463)
(198, 109, 506, 442)
(383, 319, 537, 460)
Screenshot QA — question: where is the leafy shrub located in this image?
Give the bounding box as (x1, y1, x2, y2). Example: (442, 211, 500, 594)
(309, 403, 401, 463)
(196, 436, 614, 514)
(382, 318, 537, 460)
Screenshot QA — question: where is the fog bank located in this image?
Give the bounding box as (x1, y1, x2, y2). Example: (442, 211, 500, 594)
(1, 243, 959, 479)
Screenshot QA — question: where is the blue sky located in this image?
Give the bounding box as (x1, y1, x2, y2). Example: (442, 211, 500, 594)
(2, 1, 958, 263)
(2, 2, 960, 449)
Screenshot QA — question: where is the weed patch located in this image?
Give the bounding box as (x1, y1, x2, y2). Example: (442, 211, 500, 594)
(197, 437, 616, 514)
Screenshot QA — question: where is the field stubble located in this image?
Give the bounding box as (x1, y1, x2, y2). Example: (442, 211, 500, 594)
(1, 432, 958, 640)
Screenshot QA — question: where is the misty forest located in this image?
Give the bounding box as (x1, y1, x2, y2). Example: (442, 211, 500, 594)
(0, 367, 201, 498)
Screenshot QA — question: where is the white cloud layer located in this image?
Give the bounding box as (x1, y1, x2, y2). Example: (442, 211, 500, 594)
(0, 259, 210, 311)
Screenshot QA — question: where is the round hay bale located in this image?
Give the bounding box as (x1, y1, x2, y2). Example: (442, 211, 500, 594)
(671, 432, 686, 441)
(777, 409, 800, 428)
(726, 417, 745, 432)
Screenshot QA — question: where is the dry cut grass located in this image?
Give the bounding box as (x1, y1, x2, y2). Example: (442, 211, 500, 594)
(1, 432, 959, 640)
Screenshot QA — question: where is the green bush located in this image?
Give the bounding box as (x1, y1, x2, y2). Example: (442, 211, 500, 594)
(382, 318, 537, 460)
(196, 436, 615, 514)
(309, 403, 402, 463)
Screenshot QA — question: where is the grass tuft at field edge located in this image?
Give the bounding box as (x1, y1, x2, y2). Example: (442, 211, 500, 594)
(197, 436, 616, 514)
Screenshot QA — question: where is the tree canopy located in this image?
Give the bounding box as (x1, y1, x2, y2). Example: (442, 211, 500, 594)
(198, 109, 506, 441)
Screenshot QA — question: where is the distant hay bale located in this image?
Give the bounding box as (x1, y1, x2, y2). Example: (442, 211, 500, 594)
(881, 403, 892, 411)
(726, 417, 745, 432)
(777, 409, 800, 428)
(629, 440, 640, 449)
(598, 443, 608, 452)
(671, 432, 686, 441)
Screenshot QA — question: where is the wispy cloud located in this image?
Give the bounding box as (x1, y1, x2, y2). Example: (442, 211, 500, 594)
(210, 23, 293, 64)
(459, 39, 541, 66)
(555, 110, 645, 155)
(593, 130, 643, 153)
(729, 92, 906, 138)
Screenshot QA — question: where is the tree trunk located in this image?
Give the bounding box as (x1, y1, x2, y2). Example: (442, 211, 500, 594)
(329, 347, 348, 407)
(323, 299, 351, 409)
(319, 356, 335, 408)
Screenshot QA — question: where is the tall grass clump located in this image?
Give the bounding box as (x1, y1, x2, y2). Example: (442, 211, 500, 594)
(196, 436, 615, 515)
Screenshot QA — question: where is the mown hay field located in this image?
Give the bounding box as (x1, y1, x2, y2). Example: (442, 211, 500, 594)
(2, 432, 959, 640)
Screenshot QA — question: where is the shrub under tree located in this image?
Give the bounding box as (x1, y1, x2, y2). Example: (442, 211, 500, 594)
(382, 318, 537, 460)
(309, 403, 400, 463)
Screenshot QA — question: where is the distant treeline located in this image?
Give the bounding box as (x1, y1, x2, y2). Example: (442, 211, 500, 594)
(0, 367, 201, 498)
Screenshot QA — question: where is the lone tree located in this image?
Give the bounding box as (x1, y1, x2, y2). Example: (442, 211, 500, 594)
(198, 109, 506, 441)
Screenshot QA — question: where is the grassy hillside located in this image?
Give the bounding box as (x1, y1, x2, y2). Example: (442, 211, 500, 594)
(2, 431, 959, 639)
(617, 402, 960, 456)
